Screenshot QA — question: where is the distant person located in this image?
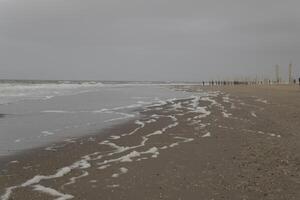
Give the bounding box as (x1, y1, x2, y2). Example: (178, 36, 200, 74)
(202, 81, 205, 86)
(299, 78, 300, 85)
(294, 79, 296, 84)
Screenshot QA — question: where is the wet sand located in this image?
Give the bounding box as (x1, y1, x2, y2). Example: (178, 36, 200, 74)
(0, 85, 300, 200)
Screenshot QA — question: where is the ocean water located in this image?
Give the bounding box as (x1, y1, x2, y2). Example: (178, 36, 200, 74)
(0, 81, 194, 157)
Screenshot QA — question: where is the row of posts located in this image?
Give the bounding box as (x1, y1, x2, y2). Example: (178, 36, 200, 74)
(201, 78, 300, 86)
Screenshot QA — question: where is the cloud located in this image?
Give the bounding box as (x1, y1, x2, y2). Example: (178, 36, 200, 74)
(0, 0, 299, 81)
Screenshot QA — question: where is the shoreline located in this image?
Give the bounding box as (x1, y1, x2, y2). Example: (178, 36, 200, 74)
(1, 85, 300, 200)
(0, 114, 142, 170)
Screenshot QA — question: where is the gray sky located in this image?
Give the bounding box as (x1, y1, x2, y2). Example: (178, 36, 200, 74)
(0, 0, 299, 81)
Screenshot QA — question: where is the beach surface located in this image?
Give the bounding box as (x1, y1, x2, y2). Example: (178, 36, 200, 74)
(1, 85, 300, 200)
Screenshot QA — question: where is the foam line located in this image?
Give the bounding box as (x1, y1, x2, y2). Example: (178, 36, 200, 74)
(98, 164, 111, 170)
(121, 120, 145, 137)
(62, 171, 89, 188)
(1, 91, 220, 200)
(1, 158, 92, 200)
(255, 98, 268, 104)
(104, 112, 135, 122)
(168, 137, 194, 148)
(202, 132, 211, 137)
(109, 135, 121, 140)
(33, 185, 74, 200)
(97, 116, 179, 167)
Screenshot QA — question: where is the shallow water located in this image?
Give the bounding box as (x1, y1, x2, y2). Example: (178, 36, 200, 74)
(0, 82, 194, 156)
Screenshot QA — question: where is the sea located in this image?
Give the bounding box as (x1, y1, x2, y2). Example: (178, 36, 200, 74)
(0, 80, 197, 157)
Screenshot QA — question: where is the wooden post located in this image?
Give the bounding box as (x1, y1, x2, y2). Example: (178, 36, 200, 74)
(275, 65, 280, 84)
(289, 62, 292, 84)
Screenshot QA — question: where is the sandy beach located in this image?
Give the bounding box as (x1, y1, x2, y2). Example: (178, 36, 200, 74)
(0, 85, 300, 200)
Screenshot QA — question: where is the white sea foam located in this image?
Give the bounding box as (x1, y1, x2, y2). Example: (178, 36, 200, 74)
(174, 136, 194, 143)
(120, 167, 128, 174)
(0, 82, 104, 105)
(188, 96, 212, 118)
(111, 173, 120, 178)
(107, 184, 120, 188)
(110, 104, 142, 111)
(104, 112, 135, 122)
(172, 102, 182, 110)
(62, 171, 89, 188)
(169, 143, 179, 148)
(112, 167, 128, 178)
(120, 120, 145, 137)
(96, 115, 179, 169)
(190, 96, 201, 109)
(1, 187, 16, 200)
(169, 137, 194, 148)
(143, 147, 159, 158)
(223, 96, 230, 103)
(109, 135, 121, 140)
(145, 119, 156, 124)
(41, 131, 55, 136)
(201, 97, 218, 106)
(251, 111, 257, 117)
(222, 111, 232, 118)
(33, 185, 74, 200)
(202, 132, 211, 137)
(119, 151, 141, 162)
(98, 164, 111, 170)
(255, 98, 268, 104)
(1, 157, 93, 200)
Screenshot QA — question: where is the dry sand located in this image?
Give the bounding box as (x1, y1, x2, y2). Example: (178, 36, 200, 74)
(0, 85, 299, 200)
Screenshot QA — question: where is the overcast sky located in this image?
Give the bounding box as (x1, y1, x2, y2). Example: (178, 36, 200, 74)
(0, 0, 299, 81)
